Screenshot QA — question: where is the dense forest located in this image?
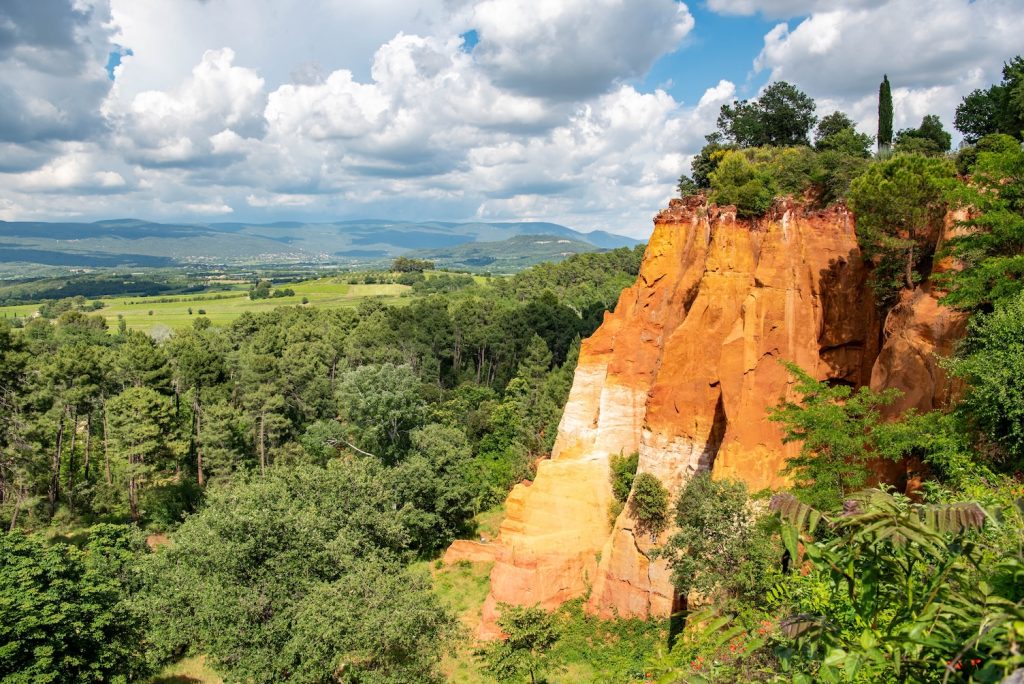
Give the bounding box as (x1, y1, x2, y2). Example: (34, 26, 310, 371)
(0, 245, 644, 682)
(1, 56, 1024, 683)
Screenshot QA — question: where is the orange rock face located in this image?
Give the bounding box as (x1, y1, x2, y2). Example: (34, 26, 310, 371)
(471, 196, 965, 634)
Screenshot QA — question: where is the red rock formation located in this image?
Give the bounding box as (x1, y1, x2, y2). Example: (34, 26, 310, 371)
(470, 196, 966, 634)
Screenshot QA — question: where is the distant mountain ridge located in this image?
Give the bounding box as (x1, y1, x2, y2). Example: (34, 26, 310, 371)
(0, 217, 641, 275)
(413, 234, 604, 272)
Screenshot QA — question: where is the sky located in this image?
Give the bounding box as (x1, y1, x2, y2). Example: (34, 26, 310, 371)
(0, 0, 1021, 238)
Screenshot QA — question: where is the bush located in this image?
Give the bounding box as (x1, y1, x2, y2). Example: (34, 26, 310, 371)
(628, 473, 671, 540)
(392, 257, 435, 272)
(709, 151, 777, 217)
(479, 604, 559, 683)
(848, 154, 956, 308)
(143, 465, 457, 683)
(0, 526, 153, 682)
(141, 478, 204, 531)
(609, 451, 639, 503)
(659, 473, 781, 604)
(948, 291, 1024, 468)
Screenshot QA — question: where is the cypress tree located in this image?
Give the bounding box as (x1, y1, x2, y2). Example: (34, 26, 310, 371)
(878, 74, 893, 152)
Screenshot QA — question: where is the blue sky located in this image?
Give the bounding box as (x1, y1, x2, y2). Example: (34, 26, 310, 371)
(643, 5, 778, 104)
(0, 0, 1020, 238)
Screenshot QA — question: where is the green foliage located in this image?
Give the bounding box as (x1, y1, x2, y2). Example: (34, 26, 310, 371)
(628, 472, 671, 540)
(769, 362, 908, 510)
(144, 464, 456, 683)
(690, 138, 735, 189)
(392, 423, 481, 551)
(894, 114, 953, 155)
(708, 151, 778, 217)
(811, 149, 872, 206)
(848, 154, 956, 308)
(609, 451, 639, 503)
(941, 145, 1024, 311)
(815, 111, 873, 157)
(545, 599, 664, 683)
(335, 363, 427, 462)
(676, 173, 699, 198)
(392, 256, 436, 272)
(750, 145, 818, 196)
(659, 473, 782, 604)
(954, 132, 1020, 175)
(248, 279, 272, 300)
(717, 81, 817, 148)
(0, 525, 153, 683)
(479, 604, 559, 684)
(770, 489, 1024, 683)
(878, 74, 894, 150)
(955, 55, 1024, 143)
(947, 291, 1024, 468)
(106, 386, 177, 521)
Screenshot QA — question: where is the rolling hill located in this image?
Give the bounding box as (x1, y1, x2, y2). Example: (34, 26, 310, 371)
(0, 218, 641, 275)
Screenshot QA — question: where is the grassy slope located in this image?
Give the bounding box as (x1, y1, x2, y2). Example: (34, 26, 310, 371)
(149, 656, 223, 684)
(0, 278, 412, 333)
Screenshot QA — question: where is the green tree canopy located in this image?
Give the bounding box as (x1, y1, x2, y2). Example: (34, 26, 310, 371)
(947, 290, 1024, 469)
(769, 363, 918, 510)
(480, 604, 559, 684)
(814, 111, 873, 157)
(848, 154, 956, 307)
(716, 81, 817, 148)
(941, 145, 1024, 310)
(144, 464, 456, 683)
(954, 55, 1024, 143)
(878, 74, 894, 151)
(894, 114, 953, 155)
(708, 150, 778, 217)
(659, 472, 780, 604)
(0, 525, 152, 683)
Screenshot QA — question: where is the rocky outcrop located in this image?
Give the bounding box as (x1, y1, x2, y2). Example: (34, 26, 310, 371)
(470, 196, 966, 634)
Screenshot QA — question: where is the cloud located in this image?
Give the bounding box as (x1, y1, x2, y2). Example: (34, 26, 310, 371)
(109, 48, 266, 167)
(0, 0, 1020, 237)
(705, 0, 885, 19)
(753, 0, 1024, 132)
(14, 145, 128, 193)
(467, 0, 694, 99)
(0, 0, 115, 145)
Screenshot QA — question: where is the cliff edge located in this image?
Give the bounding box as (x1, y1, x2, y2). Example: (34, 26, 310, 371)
(472, 196, 964, 635)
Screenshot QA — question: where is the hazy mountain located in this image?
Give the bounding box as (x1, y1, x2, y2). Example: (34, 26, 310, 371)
(0, 218, 641, 274)
(413, 234, 606, 272)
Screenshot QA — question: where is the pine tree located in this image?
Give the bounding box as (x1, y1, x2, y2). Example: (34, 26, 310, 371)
(878, 74, 894, 153)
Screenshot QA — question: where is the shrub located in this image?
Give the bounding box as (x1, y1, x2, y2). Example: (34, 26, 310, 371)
(848, 154, 955, 308)
(629, 473, 670, 540)
(609, 451, 639, 503)
(659, 473, 781, 604)
(708, 151, 777, 217)
(947, 291, 1024, 468)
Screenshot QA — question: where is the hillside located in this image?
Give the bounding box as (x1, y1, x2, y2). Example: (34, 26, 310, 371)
(414, 234, 602, 272)
(0, 218, 640, 276)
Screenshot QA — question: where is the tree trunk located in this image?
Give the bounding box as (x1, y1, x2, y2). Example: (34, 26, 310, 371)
(258, 410, 266, 476)
(194, 389, 204, 486)
(49, 410, 65, 516)
(66, 411, 77, 510)
(103, 407, 113, 485)
(128, 453, 139, 522)
(905, 243, 915, 289)
(83, 413, 92, 482)
(8, 485, 24, 531)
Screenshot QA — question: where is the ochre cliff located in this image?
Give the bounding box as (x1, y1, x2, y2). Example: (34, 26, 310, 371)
(471, 196, 966, 635)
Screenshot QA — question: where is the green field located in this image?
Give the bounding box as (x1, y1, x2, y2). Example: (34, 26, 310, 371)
(0, 278, 413, 333)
